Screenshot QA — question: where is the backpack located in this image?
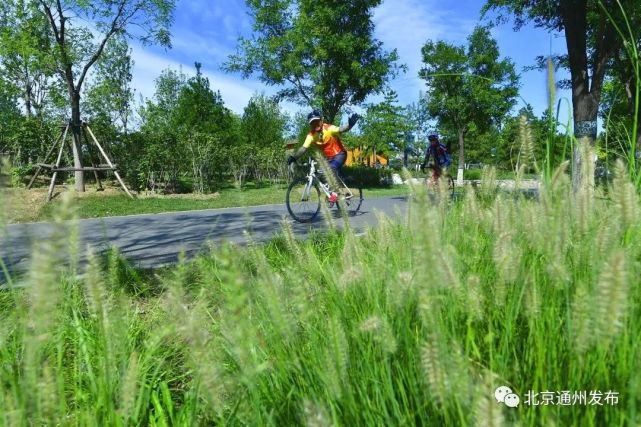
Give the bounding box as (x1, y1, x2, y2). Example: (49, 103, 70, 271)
(438, 143, 452, 167)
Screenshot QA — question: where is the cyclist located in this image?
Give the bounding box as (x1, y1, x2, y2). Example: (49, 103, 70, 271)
(288, 110, 360, 202)
(421, 132, 452, 183)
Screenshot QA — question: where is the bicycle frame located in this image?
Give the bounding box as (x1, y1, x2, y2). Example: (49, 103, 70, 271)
(299, 159, 354, 200)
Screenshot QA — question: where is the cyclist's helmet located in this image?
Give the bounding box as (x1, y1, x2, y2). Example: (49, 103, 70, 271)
(428, 132, 439, 142)
(307, 110, 322, 124)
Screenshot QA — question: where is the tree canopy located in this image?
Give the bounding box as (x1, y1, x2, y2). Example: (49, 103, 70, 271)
(34, 0, 176, 191)
(419, 26, 519, 179)
(225, 0, 402, 123)
(483, 0, 641, 187)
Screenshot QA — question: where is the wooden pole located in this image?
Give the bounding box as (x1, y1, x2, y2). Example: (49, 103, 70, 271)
(47, 123, 70, 202)
(28, 123, 69, 190)
(84, 124, 134, 199)
(82, 126, 104, 191)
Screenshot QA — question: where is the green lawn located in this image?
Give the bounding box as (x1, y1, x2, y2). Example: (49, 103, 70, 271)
(3, 182, 409, 223)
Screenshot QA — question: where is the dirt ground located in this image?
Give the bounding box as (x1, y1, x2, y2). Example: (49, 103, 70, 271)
(1, 179, 124, 223)
(1, 177, 223, 223)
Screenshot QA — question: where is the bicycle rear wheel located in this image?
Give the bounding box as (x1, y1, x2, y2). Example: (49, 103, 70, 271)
(286, 178, 321, 222)
(425, 174, 453, 199)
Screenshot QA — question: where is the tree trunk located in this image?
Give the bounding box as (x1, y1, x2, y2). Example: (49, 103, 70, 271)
(70, 91, 85, 192)
(457, 128, 465, 185)
(560, 0, 614, 192)
(24, 69, 33, 118)
(24, 89, 33, 119)
(323, 101, 339, 126)
(571, 92, 599, 191)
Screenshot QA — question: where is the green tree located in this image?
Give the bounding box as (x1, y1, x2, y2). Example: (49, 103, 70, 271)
(0, 64, 56, 171)
(405, 92, 433, 164)
(225, 0, 401, 123)
(0, 77, 21, 154)
(494, 106, 566, 171)
(84, 36, 135, 133)
(240, 93, 288, 183)
(36, 0, 175, 192)
(175, 63, 237, 192)
(361, 90, 409, 167)
(483, 0, 641, 189)
(600, 36, 641, 162)
(138, 68, 187, 192)
(290, 111, 312, 145)
(0, 0, 57, 119)
(419, 26, 519, 183)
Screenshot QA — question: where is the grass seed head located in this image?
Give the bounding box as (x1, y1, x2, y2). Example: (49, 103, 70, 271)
(612, 160, 639, 231)
(421, 333, 448, 406)
(571, 281, 593, 354)
(119, 351, 139, 421)
(594, 250, 628, 345)
(303, 399, 331, 427)
(473, 374, 506, 427)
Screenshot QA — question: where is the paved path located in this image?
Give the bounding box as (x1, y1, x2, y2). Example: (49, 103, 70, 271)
(1, 196, 410, 281)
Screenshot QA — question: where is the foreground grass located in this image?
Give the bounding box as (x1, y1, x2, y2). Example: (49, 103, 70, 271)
(2, 182, 409, 223)
(0, 163, 639, 425)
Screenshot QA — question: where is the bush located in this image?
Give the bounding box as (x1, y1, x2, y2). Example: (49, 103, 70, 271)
(10, 164, 34, 187)
(464, 168, 482, 180)
(341, 166, 392, 187)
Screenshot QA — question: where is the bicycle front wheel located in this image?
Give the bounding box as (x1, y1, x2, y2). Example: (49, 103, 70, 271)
(286, 178, 321, 223)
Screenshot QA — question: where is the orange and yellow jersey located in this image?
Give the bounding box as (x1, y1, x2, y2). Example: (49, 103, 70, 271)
(302, 123, 346, 158)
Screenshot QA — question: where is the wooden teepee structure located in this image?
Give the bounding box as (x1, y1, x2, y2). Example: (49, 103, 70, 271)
(28, 120, 134, 201)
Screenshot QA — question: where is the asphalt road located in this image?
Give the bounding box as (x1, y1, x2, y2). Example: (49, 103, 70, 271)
(0, 195, 409, 282)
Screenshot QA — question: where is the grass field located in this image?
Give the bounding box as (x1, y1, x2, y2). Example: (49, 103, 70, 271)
(1, 181, 410, 224)
(0, 163, 639, 425)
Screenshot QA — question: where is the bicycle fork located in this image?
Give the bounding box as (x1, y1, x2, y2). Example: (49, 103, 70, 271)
(300, 175, 331, 201)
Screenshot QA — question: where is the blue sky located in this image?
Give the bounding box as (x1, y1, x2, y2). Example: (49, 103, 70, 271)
(129, 0, 571, 124)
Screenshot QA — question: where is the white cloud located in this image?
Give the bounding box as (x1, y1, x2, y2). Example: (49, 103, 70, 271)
(130, 45, 255, 113)
(129, 44, 304, 117)
(373, 0, 477, 102)
(170, 29, 232, 65)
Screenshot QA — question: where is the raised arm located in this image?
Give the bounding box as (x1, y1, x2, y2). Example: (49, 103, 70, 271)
(339, 114, 360, 133)
(288, 134, 314, 164)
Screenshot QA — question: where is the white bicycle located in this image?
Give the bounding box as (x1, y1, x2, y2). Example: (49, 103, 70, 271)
(286, 159, 363, 223)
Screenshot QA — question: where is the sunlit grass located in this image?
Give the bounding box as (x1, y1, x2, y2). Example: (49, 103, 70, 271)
(0, 156, 639, 425)
(3, 182, 409, 223)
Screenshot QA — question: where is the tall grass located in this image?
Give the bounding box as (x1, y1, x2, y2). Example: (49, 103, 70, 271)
(1, 161, 640, 425)
(599, 0, 640, 186)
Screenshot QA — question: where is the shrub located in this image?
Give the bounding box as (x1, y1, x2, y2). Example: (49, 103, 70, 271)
(341, 166, 392, 187)
(464, 168, 482, 180)
(10, 163, 34, 187)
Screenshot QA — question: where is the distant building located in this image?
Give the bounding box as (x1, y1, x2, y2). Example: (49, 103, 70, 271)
(346, 147, 388, 168)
